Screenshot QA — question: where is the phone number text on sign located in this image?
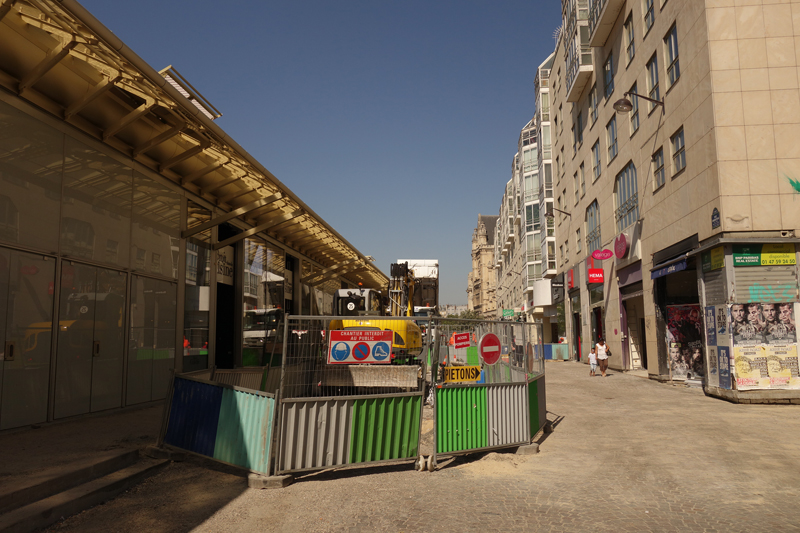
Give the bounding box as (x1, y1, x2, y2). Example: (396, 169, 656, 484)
(328, 330, 393, 364)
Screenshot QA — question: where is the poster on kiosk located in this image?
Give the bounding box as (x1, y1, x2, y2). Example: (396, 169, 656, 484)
(730, 302, 800, 390)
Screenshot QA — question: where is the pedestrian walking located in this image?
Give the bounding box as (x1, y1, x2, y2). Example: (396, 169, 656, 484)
(588, 346, 597, 377)
(595, 338, 610, 377)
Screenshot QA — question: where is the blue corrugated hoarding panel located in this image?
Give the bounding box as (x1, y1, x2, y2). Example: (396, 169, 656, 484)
(164, 377, 223, 457)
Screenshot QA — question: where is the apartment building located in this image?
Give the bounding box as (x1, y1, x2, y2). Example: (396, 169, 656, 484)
(545, 0, 800, 402)
(467, 214, 499, 317)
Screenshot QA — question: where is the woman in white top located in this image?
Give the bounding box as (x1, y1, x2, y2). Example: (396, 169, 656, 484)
(595, 338, 610, 377)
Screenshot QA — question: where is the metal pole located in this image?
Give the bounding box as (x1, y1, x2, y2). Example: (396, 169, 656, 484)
(431, 318, 440, 469)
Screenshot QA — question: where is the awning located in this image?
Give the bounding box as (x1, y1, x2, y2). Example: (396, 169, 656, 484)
(650, 254, 688, 279)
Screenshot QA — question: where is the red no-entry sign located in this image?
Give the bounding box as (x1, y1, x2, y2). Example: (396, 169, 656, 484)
(479, 333, 501, 365)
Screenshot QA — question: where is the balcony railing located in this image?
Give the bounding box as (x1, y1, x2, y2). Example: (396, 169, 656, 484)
(588, 0, 625, 47)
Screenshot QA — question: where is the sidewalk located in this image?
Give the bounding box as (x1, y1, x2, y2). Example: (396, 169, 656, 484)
(11, 361, 800, 532)
(0, 404, 164, 496)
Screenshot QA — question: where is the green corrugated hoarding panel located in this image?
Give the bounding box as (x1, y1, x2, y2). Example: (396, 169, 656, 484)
(349, 396, 421, 463)
(528, 380, 540, 437)
(436, 386, 487, 453)
(213, 388, 274, 475)
(466, 346, 479, 365)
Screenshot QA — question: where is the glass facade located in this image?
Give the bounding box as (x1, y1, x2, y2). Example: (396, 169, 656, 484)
(0, 90, 352, 428)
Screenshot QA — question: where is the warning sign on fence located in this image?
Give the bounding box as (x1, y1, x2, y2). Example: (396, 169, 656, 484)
(443, 365, 482, 383)
(328, 330, 393, 364)
(453, 332, 470, 349)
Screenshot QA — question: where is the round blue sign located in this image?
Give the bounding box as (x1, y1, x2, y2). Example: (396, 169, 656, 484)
(331, 342, 350, 361)
(372, 342, 390, 361)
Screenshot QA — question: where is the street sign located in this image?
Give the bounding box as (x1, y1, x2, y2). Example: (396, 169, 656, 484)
(328, 330, 393, 364)
(479, 333, 502, 365)
(443, 366, 482, 383)
(453, 332, 470, 349)
(502, 309, 514, 318)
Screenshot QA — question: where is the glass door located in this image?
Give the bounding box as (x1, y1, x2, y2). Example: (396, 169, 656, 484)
(127, 276, 176, 405)
(0, 249, 56, 430)
(54, 262, 126, 419)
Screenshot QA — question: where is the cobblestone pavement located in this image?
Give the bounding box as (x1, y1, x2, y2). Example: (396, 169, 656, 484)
(50, 362, 800, 532)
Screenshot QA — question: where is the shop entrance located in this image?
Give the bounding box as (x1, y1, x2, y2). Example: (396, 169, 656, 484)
(572, 313, 581, 360)
(54, 262, 126, 419)
(0, 248, 55, 430)
(592, 307, 604, 343)
(621, 295, 646, 370)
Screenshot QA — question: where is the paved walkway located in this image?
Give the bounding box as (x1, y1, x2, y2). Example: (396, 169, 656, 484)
(43, 362, 800, 532)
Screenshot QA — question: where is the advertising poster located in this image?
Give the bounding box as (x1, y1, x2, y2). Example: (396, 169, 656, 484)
(704, 306, 717, 347)
(707, 346, 719, 388)
(667, 305, 705, 381)
(718, 346, 731, 389)
(731, 302, 800, 390)
(715, 304, 730, 346)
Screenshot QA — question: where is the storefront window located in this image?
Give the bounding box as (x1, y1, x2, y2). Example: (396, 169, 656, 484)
(183, 201, 211, 372)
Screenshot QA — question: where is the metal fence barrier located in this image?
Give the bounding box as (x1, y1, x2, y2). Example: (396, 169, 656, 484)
(430, 318, 546, 464)
(159, 315, 548, 479)
(159, 370, 277, 475)
(275, 315, 425, 474)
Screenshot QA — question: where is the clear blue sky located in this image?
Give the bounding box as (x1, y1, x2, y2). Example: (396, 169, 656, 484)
(80, 0, 562, 305)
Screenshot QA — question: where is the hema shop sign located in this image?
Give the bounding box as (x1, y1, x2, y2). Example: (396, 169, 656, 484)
(217, 246, 234, 285)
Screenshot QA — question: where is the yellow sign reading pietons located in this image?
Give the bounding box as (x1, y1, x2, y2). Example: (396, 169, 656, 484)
(443, 366, 482, 383)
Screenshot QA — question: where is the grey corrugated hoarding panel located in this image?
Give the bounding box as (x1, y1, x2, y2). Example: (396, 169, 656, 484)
(703, 268, 726, 305)
(734, 265, 798, 303)
(486, 383, 529, 447)
(213, 369, 264, 390)
(278, 399, 353, 473)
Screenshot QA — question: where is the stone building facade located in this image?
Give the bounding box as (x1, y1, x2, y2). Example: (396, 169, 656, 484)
(467, 215, 499, 317)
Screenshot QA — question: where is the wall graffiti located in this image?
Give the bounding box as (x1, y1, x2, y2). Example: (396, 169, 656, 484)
(747, 283, 796, 303)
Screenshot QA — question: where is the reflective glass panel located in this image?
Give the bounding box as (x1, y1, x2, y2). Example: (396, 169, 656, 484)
(62, 138, 132, 268)
(0, 101, 64, 252)
(131, 172, 180, 279)
(184, 202, 211, 372)
(0, 250, 55, 429)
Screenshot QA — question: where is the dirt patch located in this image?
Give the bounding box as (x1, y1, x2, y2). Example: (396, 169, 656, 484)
(455, 452, 529, 477)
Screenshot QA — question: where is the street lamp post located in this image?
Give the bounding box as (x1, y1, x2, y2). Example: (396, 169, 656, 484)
(613, 91, 664, 114)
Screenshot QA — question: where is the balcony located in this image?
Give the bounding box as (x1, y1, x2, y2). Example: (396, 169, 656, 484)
(588, 0, 625, 47)
(566, 29, 593, 102)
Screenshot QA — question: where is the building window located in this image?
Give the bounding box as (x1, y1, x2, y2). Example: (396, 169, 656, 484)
(603, 53, 614, 99)
(590, 84, 598, 124)
(607, 117, 618, 161)
(576, 228, 582, 253)
(647, 54, 660, 113)
(540, 92, 550, 121)
(625, 14, 635, 64)
(615, 161, 639, 231)
(629, 83, 640, 134)
(586, 201, 601, 254)
(573, 171, 579, 205)
(653, 148, 665, 189)
(526, 204, 534, 232)
(644, 0, 655, 33)
(571, 126, 576, 154)
(665, 25, 680, 88)
(672, 127, 686, 174)
(560, 147, 565, 175)
(576, 112, 583, 146)
(579, 163, 586, 196)
(592, 141, 601, 181)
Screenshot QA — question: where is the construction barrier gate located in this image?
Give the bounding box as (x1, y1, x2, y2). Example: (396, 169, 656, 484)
(158, 315, 546, 478)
